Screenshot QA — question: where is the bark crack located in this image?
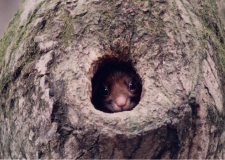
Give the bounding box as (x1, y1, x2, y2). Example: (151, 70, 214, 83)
(76, 134, 100, 159)
(109, 142, 116, 159)
(204, 85, 217, 108)
(206, 58, 220, 88)
(128, 135, 143, 159)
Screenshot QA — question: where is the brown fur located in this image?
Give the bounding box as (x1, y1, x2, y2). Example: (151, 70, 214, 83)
(91, 62, 142, 113)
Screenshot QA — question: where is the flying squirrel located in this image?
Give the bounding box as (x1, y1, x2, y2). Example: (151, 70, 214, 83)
(91, 62, 142, 113)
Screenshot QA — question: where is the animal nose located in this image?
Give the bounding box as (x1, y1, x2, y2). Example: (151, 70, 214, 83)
(115, 95, 127, 107)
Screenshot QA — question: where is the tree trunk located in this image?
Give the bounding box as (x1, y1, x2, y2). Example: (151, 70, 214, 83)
(0, 0, 225, 159)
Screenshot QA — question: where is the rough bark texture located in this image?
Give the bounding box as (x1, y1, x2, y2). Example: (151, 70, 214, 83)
(0, 0, 225, 159)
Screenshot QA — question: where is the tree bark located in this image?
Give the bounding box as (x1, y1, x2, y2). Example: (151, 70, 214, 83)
(0, 0, 225, 159)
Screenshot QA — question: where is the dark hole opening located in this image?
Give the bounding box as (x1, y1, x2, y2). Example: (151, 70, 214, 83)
(91, 59, 142, 113)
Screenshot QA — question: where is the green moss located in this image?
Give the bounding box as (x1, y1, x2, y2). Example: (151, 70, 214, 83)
(59, 10, 74, 45)
(0, 0, 45, 69)
(10, 25, 25, 54)
(207, 106, 225, 133)
(197, 1, 225, 111)
(0, 9, 22, 68)
(27, 1, 45, 24)
(217, 45, 225, 73)
(9, 1, 45, 56)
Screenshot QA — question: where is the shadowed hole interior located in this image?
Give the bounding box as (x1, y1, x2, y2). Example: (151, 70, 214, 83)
(91, 58, 142, 113)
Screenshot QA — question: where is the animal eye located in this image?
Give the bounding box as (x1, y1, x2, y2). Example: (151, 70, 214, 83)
(100, 85, 109, 96)
(129, 81, 137, 91)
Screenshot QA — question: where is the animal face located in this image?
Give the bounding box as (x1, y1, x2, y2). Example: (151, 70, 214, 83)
(91, 63, 142, 113)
